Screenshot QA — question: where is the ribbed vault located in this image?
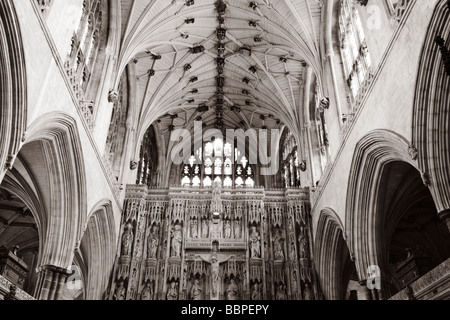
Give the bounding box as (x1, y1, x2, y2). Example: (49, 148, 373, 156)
(112, 0, 324, 158)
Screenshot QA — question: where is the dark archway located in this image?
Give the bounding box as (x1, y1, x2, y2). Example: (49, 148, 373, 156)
(377, 161, 450, 298)
(315, 209, 360, 300)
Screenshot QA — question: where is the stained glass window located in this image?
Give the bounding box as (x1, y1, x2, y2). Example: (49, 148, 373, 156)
(181, 138, 254, 187)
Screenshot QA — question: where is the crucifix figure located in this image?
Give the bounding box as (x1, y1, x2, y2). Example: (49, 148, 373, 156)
(197, 246, 234, 300)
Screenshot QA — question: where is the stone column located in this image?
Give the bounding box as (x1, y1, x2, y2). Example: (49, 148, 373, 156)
(359, 280, 373, 300)
(438, 209, 450, 233)
(34, 265, 70, 300)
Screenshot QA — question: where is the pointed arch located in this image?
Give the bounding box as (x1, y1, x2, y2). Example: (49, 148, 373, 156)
(0, 0, 27, 181)
(80, 199, 117, 300)
(24, 112, 87, 269)
(345, 130, 415, 282)
(315, 208, 351, 300)
(412, 0, 450, 214)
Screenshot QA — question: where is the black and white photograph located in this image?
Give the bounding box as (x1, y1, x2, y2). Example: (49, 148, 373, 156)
(0, 0, 449, 312)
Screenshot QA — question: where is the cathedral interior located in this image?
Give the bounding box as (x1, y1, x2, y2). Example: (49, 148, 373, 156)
(0, 0, 450, 301)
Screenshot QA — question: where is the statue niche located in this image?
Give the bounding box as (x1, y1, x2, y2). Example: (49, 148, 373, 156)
(147, 224, 159, 259)
(121, 221, 134, 257)
(140, 280, 153, 300)
(225, 278, 239, 300)
(273, 227, 285, 262)
(197, 247, 234, 300)
(189, 278, 204, 300)
(166, 280, 179, 300)
(171, 223, 183, 258)
(249, 226, 261, 259)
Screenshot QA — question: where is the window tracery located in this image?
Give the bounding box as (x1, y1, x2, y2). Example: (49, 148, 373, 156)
(181, 139, 254, 188)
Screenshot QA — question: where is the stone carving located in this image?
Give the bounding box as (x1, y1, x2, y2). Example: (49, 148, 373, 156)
(140, 281, 153, 300)
(166, 281, 178, 300)
(190, 219, 198, 238)
(3, 284, 17, 301)
(198, 249, 234, 300)
(421, 171, 431, 187)
(190, 279, 203, 300)
(147, 225, 159, 259)
(121, 223, 134, 256)
(273, 228, 284, 261)
(251, 282, 262, 300)
(109, 189, 315, 301)
(275, 283, 286, 300)
(202, 220, 209, 238)
(304, 282, 315, 300)
(171, 224, 183, 258)
(289, 241, 297, 261)
(234, 219, 241, 238)
(298, 227, 309, 259)
(225, 278, 238, 300)
(130, 161, 138, 170)
(113, 281, 126, 300)
(108, 90, 119, 103)
(211, 181, 222, 213)
(224, 220, 231, 238)
(408, 145, 418, 161)
(249, 226, 261, 259)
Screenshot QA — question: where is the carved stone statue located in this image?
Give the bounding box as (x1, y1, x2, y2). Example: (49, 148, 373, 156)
(190, 279, 203, 300)
(225, 279, 238, 300)
(140, 281, 153, 300)
(113, 281, 126, 300)
(289, 241, 297, 261)
(273, 228, 284, 261)
(166, 281, 178, 300)
(234, 219, 241, 238)
(224, 220, 231, 238)
(198, 249, 234, 300)
(251, 283, 262, 300)
(249, 226, 261, 259)
(292, 271, 298, 293)
(190, 219, 198, 238)
(275, 283, 286, 300)
(4, 285, 17, 301)
(147, 225, 159, 259)
(304, 282, 315, 300)
(171, 224, 183, 257)
(298, 227, 309, 259)
(202, 219, 209, 238)
(121, 223, 134, 256)
(211, 181, 222, 213)
(264, 241, 269, 259)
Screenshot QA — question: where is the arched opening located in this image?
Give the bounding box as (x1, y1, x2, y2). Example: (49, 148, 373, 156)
(315, 209, 361, 300)
(0, 181, 39, 298)
(0, 0, 27, 181)
(0, 138, 61, 299)
(377, 161, 450, 298)
(77, 203, 116, 300)
(413, 0, 450, 217)
(347, 130, 450, 300)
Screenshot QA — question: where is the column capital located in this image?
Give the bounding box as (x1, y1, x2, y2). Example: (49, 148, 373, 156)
(438, 209, 450, 232)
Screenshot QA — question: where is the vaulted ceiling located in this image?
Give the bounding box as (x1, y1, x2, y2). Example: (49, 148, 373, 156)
(115, 0, 324, 147)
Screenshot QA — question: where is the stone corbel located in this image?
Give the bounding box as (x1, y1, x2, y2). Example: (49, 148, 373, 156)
(108, 90, 119, 103)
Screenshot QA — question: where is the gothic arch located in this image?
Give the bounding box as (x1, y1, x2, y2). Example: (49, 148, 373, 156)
(413, 0, 450, 215)
(25, 112, 87, 271)
(77, 200, 116, 300)
(345, 130, 415, 283)
(0, 0, 27, 181)
(315, 208, 352, 300)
